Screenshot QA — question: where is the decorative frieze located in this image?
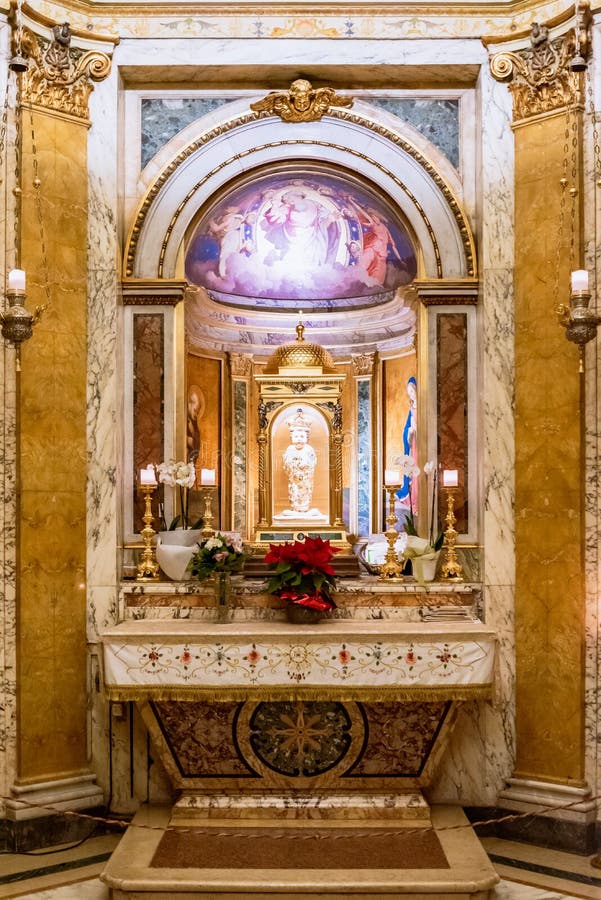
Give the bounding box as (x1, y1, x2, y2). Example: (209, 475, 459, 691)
(121, 279, 188, 307)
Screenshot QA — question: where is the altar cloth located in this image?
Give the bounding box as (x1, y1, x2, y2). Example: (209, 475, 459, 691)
(101, 619, 496, 702)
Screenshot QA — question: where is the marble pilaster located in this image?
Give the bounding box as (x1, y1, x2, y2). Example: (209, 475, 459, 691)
(583, 18, 601, 815)
(430, 69, 515, 805)
(0, 17, 18, 815)
(86, 65, 122, 807)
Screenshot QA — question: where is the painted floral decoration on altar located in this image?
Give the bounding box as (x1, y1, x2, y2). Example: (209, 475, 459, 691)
(156, 461, 203, 531)
(189, 533, 248, 580)
(264, 536, 340, 613)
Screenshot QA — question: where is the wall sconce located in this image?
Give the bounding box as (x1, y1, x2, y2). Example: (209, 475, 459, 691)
(0, 1, 46, 368)
(555, 3, 599, 372)
(557, 269, 601, 371)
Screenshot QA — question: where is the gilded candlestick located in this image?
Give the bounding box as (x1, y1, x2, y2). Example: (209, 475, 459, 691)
(380, 484, 404, 581)
(441, 488, 464, 581)
(137, 483, 160, 581)
(200, 486, 217, 541)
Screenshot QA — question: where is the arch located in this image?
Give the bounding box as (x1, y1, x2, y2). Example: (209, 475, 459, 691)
(124, 100, 476, 283)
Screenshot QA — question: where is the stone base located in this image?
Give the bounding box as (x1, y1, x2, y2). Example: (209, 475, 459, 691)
(489, 777, 598, 854)
(101, 804, 499, 899)
(171, 791, 431, 824)
(5, 774, 104, 822)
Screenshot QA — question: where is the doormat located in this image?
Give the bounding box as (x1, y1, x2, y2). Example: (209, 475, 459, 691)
(151, 826, 450, 870)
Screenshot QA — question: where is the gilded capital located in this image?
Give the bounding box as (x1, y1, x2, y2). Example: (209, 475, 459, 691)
(230, 353, 254, 377)
(21, 23, 112, 121)
(250, 79, 353, 123)
(489, 10, 591, 122)
(351, 353, 376, 376)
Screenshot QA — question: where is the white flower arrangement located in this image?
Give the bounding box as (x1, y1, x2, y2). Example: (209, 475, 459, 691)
(156, 460, 201, 530)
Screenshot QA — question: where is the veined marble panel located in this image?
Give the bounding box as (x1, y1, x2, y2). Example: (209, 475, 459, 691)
(87, 66, 121, 634)
(86, 67, 123, 807)
(356, 379, 371, 537)
(478, 67, 515, 803)
(133, 314, 164, 534)
(0, 16, 17, 803)
(582, 28, 601, 820)
(369, 98, 459, 168)
(140, 95, 460, 174)
(141, 97, 237, 169)
(232, 380, 247, 535)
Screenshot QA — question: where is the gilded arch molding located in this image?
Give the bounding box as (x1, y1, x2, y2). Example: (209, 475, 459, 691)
(124, 108, 476, 281)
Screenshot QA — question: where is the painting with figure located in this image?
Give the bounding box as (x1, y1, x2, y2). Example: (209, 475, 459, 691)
(185, 168, 416, 305)
(383, 355, 418, 527)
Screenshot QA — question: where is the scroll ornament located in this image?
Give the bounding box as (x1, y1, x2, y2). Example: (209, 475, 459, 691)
(490, 20, 589, 120)
(21, 23, 111, 120)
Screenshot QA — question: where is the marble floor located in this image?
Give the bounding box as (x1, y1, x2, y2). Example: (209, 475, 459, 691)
(0, 832, 599, 899)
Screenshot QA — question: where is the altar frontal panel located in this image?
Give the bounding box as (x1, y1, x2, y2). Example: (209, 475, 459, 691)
(138, 698, 455, 791)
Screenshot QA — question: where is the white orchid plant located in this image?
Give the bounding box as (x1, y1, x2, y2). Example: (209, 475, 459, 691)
(156, 461, 203, 531)
(394, 456, 444, 555)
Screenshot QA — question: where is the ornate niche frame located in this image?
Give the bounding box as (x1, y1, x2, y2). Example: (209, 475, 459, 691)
(253, 325, 349, 549)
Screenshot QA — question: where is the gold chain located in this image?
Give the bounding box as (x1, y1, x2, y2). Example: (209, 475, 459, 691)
(553, 104, 571, 307)
(28, 105, 51, 308)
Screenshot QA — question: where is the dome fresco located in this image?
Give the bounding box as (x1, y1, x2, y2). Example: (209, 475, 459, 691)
(184, 169, 417, 309)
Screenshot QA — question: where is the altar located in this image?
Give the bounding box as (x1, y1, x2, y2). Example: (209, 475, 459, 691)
(101, 578, 498, 898)
(100, 250, 500, 894)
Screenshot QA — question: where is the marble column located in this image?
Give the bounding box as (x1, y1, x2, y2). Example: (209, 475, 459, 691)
(490, 19, 596, 843)
(4, 23, 113, 829)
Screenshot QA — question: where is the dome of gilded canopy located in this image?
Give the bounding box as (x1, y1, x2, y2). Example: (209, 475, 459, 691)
(264, 325, 337, 374)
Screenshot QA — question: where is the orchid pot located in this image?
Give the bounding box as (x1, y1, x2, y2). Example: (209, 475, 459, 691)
(155, 528, 202, 581)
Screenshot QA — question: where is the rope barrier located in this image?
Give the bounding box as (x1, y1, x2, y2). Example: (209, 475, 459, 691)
(2, 790, 599, 843)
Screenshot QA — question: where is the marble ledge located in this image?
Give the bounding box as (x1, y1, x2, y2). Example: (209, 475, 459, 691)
(123, 577, 480, 600)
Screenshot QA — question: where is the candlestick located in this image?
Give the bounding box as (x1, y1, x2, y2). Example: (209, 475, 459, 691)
(440, 488, 464, 581)
(136, 483, 160, 581)
(442, 469, 458, 488)
(7, 269, 26, 293)
(384, 468, 400, 486)
(571, 269, 589, 293)
(200, 468, 216, 486)
(200, 485, 217, 541)
(140, 464, 157, 486)
(380, 483, 404, 581)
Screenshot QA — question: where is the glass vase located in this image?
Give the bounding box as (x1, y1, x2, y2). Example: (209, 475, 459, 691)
(214, 571, 232, 624)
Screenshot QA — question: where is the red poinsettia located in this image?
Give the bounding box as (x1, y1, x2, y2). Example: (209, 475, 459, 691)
(265, 536, 340, 610)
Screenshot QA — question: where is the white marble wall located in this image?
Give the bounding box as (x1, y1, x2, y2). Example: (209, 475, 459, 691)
(429, 64, 516, 805)
(0, 16, 18, 814)
(583, 16, 601, 827)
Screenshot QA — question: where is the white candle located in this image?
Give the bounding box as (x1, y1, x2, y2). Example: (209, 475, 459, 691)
(442, 469, 459, 488)
(571, 269, 589, 292)
(8, 269, 26, 292)
(140, 465, 157, 486)
(384, 468, 400, 485)
(201, 468, 216, 485)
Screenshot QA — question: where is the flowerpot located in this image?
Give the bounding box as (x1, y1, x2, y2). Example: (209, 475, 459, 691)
(285, 604, 324, 625)
(411, 551, 441, 584)
(156, 528, 202, 581)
